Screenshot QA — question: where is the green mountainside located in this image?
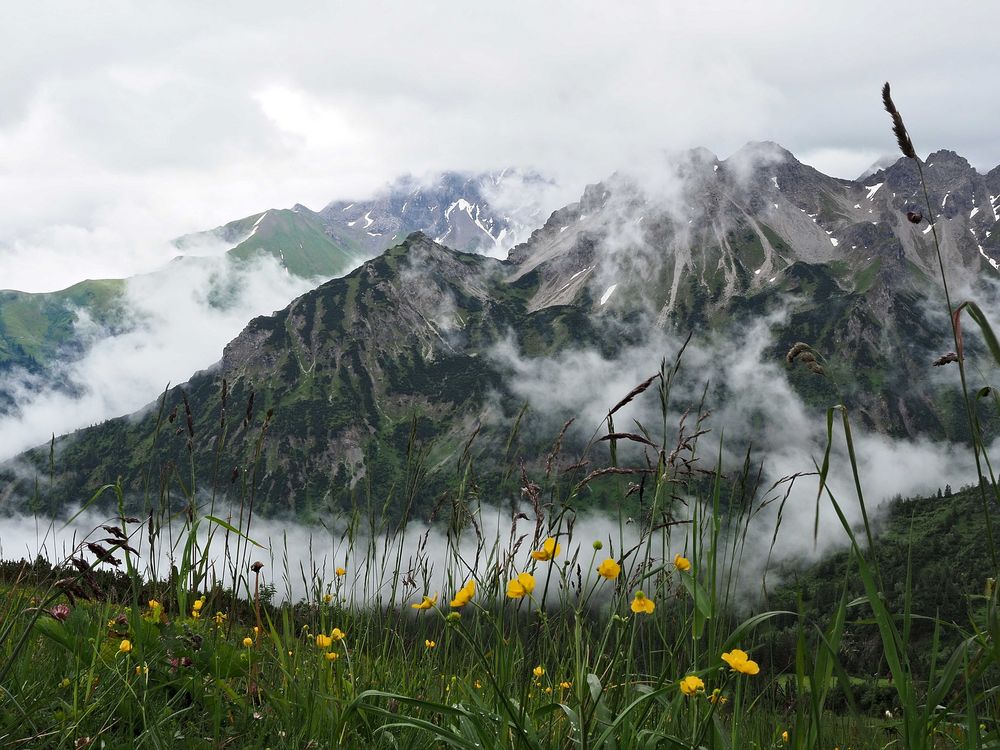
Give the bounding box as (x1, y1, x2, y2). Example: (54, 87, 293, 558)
(3, 147, 1000, 518)
(0, 279, 126, 410)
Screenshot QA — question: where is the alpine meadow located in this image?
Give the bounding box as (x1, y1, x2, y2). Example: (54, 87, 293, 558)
(1, 7, 1000, 749)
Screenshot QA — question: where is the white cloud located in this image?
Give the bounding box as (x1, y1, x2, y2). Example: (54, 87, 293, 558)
(1, 1, 998, 292)
(0, 254, 319, 459)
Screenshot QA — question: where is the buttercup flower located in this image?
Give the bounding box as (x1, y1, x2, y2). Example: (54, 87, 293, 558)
(192, 597, 205, 612)
(412, 594, 438, 610)
(506, 572, 536, 599)
(559, 681, 572, 689)
(316, 634, 333, 649)
(679, 675, 704, 696)
(450, 579, 476, 608)
(721, 648, 760, 675)
(630, 591, 655, 614)
(335, 566, 346, 576)
(781, 730, 789, 743)
(533, 665, 545, 678)
(242, 636, 253, 647)
(708, 688, 728, 705)
(597, 558, 621, 579)
(331, 628, 346, 641)
(213, 611, 227, 626)
(531, 537, 561, 561)
(425, 640, 436, 649)
(323, 594, 332, 604)
(674, 554, 691, 572)
(325, 651, 339, 661)
(118, 639, 132, 654)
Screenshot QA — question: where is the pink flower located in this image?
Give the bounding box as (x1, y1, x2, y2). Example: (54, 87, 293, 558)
(48, 604, 71, 622)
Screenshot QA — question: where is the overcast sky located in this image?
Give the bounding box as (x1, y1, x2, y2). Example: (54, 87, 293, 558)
(1, 1, 998, 292)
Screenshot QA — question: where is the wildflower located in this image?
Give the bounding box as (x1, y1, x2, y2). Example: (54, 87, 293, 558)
(544, 686, 553, 694)
(446, 612, 461, 623)
(242, 637, 253, 647)
(253, 626, 260, 636)
(533, 665, 545, 678)
(596, 558, 621, 579)
(674, 554, 691, 572)
(331, 628, 346, 641)
(148, 599, 160, 610)
(559, 681, 572, 689)
(475, 680, 482, 689)
(531, 536, 561, 561)
(506, 572, 536, 599)
(49, 603, 71, 622)
(213, 611, 227, 626)
(412, 594, 438, 610)
(59, 677, 71, 689)
(335, 566, 346, 576)
(316, 634, 333, 649)
(192, 597, 205, 612)
(721, 648, 760, 675)
(781, 730, 789, 743)
(118, 639, 132, 654)
(325, 651, 339, 661)
(191, 610, 200, 619)
(425, 640, 436, 649)
(630, 591, 655, 614)
(679, 675, 704, 696)
(450, 579, 476, 608)
(708, 688, 728, 705)
(323, 594, 332, 604)
(593, 540, 603, 550)
(135, 663, 149, 676)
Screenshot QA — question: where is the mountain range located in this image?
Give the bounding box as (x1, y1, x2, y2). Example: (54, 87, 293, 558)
(0, 171, 541, 418)
(3, 143, 1000, 518)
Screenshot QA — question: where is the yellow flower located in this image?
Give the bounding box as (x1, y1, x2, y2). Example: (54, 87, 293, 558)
(531, 536, 561, 561)
(331, 628, 346, 641)
(323, 594, 332, 604)
(721, 648, 760, 675)
(253, 626, 260, 636)
(425, 640, 436, 649)
(315, 634, 333, 649)
(474, 680, 482, 689)
(679, 674, 704, 696)
(559, 681, 572, 689)
(506, 572, 536, 599)
(213, 611, 227, 626)
(674, 554, 691, 572)
(450, 579, 476, 608)
(412, 594, 438, 610)
(148, 599, 160, 610)
(59, 677, 71, 689)
(533, 665, 545, 678)
(544, 686, 553, 694)
(708, 688, 728, 705)
(135, 663, 149, 676)
(118, 639, 132, 654)
(192, 597, 205, 612)
(335, 566, 346, 576)
(190, 610, 200, 619)
(781, 730, 789, 743)
(325, 651, 339, 661)
(242, 636, 253, 647)
(630, 591, 655, 614)
(597, 558, 621, 579)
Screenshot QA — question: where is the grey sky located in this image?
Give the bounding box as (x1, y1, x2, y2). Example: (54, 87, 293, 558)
(1, 1, 998, 292)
